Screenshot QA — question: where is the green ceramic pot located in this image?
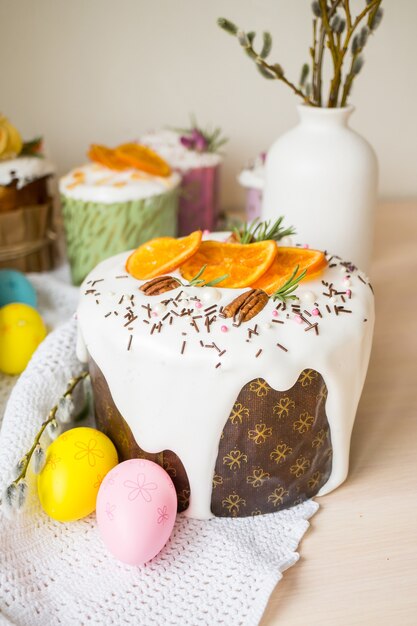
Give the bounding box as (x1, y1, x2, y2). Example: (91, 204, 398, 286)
(61, 190, 178, 285)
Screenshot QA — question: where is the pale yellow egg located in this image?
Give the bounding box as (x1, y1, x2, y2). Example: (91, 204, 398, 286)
(0, 303, 47, 375)
(38, 427, 118, 522)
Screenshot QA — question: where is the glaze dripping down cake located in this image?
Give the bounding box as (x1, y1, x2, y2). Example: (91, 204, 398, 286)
(76, 229, 374, 519)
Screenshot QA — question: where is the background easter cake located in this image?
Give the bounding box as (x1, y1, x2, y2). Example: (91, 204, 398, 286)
(60, 143, 180, 285)
(140, 120, 226, 236)
(0, 115, 55, 272)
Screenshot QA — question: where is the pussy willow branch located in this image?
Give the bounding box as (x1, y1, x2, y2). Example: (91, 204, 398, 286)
(11, 371, 89, 486)
(314, 0, 344, 105)
(343, 0, 352, 30)
(219, 1, 382, 108)
(319, 0, 339, 67)
(341, 48, 363, 106)
(329, 0, 381, 106)
(244, 44, 317, 106)
(310, 18, 318, 96)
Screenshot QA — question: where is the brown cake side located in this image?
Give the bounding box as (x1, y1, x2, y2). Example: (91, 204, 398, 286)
(89, 357, 332, 517)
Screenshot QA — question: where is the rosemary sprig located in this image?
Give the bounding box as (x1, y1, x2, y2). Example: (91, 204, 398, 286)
(233, 217, 296, 244)
(8, 372, 89, 489)
(186, 265, 229, 287)
(271, 265, 307, 303)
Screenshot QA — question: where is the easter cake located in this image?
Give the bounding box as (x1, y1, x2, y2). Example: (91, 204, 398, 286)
(140, 123, 226, 235)
(0, 115, 55, 272)
(59, 143, 181, 285)
(76, 224, 374, 519)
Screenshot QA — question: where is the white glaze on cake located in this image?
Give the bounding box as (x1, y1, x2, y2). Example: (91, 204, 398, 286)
(140, 130, 222, 170)
(0, 157, 54, 189)
(76, 235, 374, 519)
(59, 163, 181, 203)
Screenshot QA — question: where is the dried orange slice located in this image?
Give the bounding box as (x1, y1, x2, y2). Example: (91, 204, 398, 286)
(88, 144, 130, 171)
(252, 247, 327, 295)
(115, 143, 171, 178)
(126, 230, 202, 280)
(179, 240, 277, 289)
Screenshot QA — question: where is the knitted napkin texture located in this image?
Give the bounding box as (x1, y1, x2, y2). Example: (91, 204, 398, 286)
(0, 271, 318, 626)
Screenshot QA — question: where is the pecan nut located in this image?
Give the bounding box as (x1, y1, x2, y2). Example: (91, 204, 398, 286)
(140, 275, 181, 296)
(223, 289, 269, 322)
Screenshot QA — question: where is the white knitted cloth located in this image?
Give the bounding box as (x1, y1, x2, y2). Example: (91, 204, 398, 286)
(0, 271, 318, 626)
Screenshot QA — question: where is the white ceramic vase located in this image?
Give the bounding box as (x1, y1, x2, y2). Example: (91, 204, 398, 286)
(262, 105, 378, 272)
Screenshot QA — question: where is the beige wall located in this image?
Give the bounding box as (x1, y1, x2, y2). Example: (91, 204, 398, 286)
(1, 0, 415, 210)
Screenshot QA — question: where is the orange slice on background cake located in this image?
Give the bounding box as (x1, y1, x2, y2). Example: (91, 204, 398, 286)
(252, 247, 327, 295)
(115, 143, 171, 177)
(179, 240, 277, 289)
(126, 230, 202, 280)
(88, 144, 130, 171)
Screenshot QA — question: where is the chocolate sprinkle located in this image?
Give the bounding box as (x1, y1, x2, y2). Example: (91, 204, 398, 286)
(127, 335, 133, 351)
(276, 343, 288, 352)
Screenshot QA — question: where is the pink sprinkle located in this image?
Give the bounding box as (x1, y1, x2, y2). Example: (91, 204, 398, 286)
(294, 314, 303, 324)
(303, 244, 309, 249)
(272, 310, 279, 318)
(195, 300, 202, 309)
(343, 276, 350, 282)
(346, 289, 351, 297)
(203, 229, 210, 237)
(312, 308, 320, 316)
(151, 311, 158, 317)
(221, 325, 228, 333)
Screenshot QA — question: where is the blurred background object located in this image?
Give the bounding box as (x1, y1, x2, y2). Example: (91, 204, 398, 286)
(0, 0, 414, 216)
(0, 116, 57, 271)
(141, 122, 226, 235)
(59, 143, 180, 284)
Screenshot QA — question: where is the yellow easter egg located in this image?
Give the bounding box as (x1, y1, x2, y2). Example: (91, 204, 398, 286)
(0, 303, 47, 374)
(38, 427, 118, 522)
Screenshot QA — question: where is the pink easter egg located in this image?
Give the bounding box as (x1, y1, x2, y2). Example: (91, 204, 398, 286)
(96, 459, 177, 565)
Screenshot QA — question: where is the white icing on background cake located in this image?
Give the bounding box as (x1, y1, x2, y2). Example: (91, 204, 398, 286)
(59, 163, 181, 204)
(76, 235, 374, 519)
(0, 157, 55, 189)
(140, 130, 222, 170)
(238, 166, 265, 191)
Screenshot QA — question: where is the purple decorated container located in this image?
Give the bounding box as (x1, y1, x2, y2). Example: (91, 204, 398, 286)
(141, 130, 223, 235)
(178, 164, 220, 234)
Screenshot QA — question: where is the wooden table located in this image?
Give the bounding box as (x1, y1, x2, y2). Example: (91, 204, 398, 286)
(263, 201, 417, 625)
